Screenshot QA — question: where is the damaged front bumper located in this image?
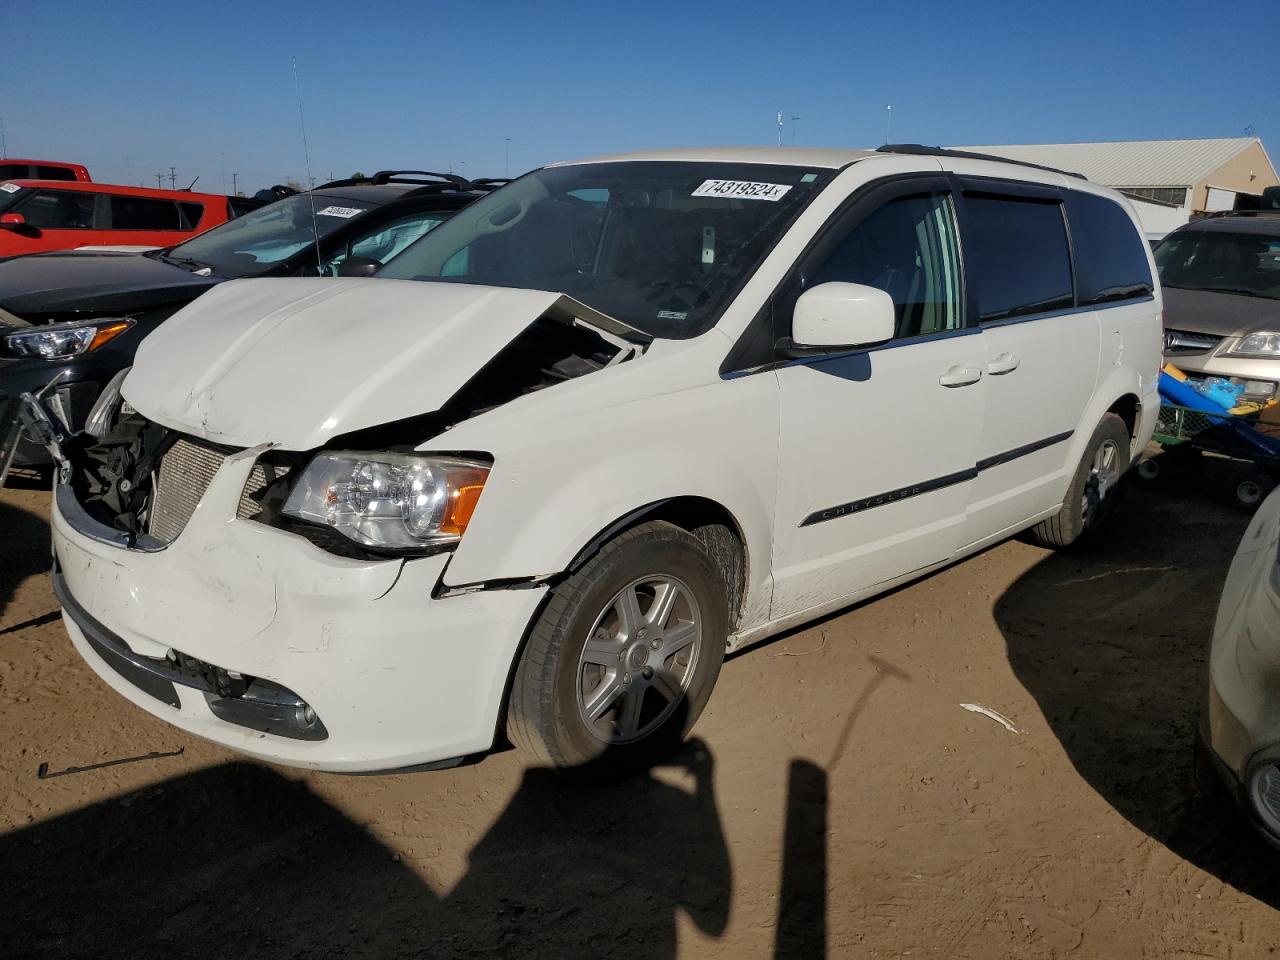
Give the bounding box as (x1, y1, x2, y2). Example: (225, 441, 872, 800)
(48, 427, 548, 773)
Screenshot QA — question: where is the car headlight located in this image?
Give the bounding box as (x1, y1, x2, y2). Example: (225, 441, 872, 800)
(1228, 332, 1280, 359)
(282, 452, 490, 551)
(1, 318, 134, 360)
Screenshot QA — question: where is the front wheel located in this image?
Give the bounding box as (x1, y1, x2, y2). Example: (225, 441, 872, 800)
(506, 521, 728, 771)
(1027, 413, 1131, 548)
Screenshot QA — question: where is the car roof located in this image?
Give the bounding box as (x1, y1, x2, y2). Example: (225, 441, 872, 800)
(1173, 215, 1280, 237)
(0, 179, 230, 202)
(551, 146, 883, 169)
(309, 183, 487, 207)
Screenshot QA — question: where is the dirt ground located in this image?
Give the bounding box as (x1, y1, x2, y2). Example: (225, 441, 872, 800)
(2, 475, 1279, 959)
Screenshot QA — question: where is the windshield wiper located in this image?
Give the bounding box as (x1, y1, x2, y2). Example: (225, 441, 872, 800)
(161, 254, 214, 273)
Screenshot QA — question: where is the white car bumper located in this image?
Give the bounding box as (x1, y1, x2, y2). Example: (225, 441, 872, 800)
(50, 459, 547, 773)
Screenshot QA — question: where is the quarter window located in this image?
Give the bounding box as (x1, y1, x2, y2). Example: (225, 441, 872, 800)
(18, 189, 95, 229)
(964, 194, 1073, 322)
(1064, 191, 1153, 305)
(808, 192, 962, 339)
(109, 195, 182, 230)
(178, 202, 205, 230)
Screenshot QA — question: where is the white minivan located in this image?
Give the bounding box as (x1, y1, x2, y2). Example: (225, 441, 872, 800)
(35, 146, 1162, 772)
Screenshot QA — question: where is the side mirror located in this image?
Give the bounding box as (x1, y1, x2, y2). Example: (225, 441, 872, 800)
(0, 212, 27, 230)
(336, 255, 381, 278)
(784, 282, 896, 355)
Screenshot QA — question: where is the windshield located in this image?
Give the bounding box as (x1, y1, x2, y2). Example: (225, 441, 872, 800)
(0, 183, 25, 214)
(164, 193, 376, 276)
(1155, 229, 1280, 301)
(378, 161, 834, 337)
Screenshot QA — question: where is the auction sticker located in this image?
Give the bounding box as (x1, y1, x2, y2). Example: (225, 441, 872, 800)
(692, 179, 792, 201)
(316, 205, 362, 218)
(0, 183, 20, 194)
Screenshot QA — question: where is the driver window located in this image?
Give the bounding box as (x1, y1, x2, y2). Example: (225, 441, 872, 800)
(809, 193, 962, 339)
(321, 212, 447, 276)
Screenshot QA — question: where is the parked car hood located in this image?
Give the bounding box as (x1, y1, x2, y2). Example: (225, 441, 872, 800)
(0, 250, 221, 319)
(1163, 286, 1280, 338)
(125, 277, 629, 450)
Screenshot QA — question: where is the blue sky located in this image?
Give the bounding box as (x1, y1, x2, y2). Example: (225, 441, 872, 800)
(4, 0, 1276, 194)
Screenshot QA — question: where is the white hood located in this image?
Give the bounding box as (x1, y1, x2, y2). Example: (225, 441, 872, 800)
(125, 278, 593, 450)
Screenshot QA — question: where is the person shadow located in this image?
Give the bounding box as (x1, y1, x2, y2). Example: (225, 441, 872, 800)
(995, 485, 1280, 907)
(0, 497, 53, 624)
(0, 738, 730, 959)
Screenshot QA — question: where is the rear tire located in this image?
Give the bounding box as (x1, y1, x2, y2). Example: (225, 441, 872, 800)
(1027, 413, 1131, 548)
(506, 521, 728, 772)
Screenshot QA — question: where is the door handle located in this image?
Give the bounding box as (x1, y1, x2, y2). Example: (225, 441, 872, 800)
(938, 365, 983, 388)
(986, 353, 1021, 376)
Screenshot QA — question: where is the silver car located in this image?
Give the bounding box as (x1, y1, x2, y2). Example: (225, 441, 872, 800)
(1157, 215, 1280, 400)
(1203, 485, 1280, 845)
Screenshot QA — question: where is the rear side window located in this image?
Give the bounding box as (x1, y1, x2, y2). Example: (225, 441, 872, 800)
(34, 165, 78, 182)
(964, 195, 1074, 322)
(178, 202, 205, 230)
(18, 189, 96, 229)
(1065, 192, 1152, 304)
(110, 195, 182, 230)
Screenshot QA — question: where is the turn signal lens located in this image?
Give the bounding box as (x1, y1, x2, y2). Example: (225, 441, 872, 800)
(440, 471, 488, 536)
(88, 320, 134, 352)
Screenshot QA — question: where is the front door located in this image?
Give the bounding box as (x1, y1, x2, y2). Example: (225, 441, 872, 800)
(771, 178, 985, 621)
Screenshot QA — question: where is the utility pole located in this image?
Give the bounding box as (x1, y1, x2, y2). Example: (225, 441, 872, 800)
(232, 172, 239, 196)
(777, 111, 783, 147)
(169, 166, 177, 190)
(1, 116, 8, 156)
(156, 173, 164, 189)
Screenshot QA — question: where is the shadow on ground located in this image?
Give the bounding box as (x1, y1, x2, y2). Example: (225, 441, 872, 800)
(996, 484, 1280, 907)
(0, 740, 732, 960)
(0, 498, 51, 622)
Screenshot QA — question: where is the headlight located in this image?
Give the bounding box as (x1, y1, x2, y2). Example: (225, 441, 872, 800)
(1228, 332, 1280, 359)
(1, 318, 134, 360)
(282, 452, 490, 551)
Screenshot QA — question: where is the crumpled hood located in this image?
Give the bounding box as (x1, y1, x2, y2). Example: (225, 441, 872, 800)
(1163, 286, 1280, 338)
(124, 277, 592, 450)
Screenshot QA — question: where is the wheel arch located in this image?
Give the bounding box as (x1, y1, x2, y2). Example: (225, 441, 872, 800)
(565, 496, 750, 632)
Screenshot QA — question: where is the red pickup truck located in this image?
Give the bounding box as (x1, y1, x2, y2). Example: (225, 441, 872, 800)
(0, 158, 92, 182)
(0, 180, 254, 257)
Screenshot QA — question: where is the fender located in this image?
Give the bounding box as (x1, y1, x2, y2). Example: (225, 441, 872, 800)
(431, 359, 780, 635)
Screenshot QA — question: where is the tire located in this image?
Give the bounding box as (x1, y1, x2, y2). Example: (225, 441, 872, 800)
(1227, 467, 1274, 513)
(506, 520, 728, 772)
(1027, 413, 1131, 549)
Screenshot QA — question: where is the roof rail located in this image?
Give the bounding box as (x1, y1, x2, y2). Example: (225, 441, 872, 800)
(875, 144, 1086, 180)
(316, 170, 476, 190)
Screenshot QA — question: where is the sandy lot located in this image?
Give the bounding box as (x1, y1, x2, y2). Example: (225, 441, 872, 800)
(1, 477, 1278, 958)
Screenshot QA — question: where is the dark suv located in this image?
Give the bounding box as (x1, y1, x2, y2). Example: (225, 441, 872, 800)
(1156, 204, 1280, 401)
(0, 171, 501, 480)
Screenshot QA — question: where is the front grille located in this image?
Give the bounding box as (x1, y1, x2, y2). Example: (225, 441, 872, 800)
(1164, 329, 1223, 355)
(148, 437, 285, 543)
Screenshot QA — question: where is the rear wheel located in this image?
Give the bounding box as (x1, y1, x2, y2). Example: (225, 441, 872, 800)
(506, 521, 728, 771)
(1027, 413, 1131, 548)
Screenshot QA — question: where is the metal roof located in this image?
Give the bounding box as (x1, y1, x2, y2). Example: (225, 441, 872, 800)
(951, 138, 1268, 188)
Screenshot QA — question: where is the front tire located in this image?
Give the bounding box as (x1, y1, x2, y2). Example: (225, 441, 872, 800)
(1027, 413, 1131, 548)
(506, 521, 728, 771)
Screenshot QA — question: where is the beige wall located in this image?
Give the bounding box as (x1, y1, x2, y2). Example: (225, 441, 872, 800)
(1191, 140, 1279, 212)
